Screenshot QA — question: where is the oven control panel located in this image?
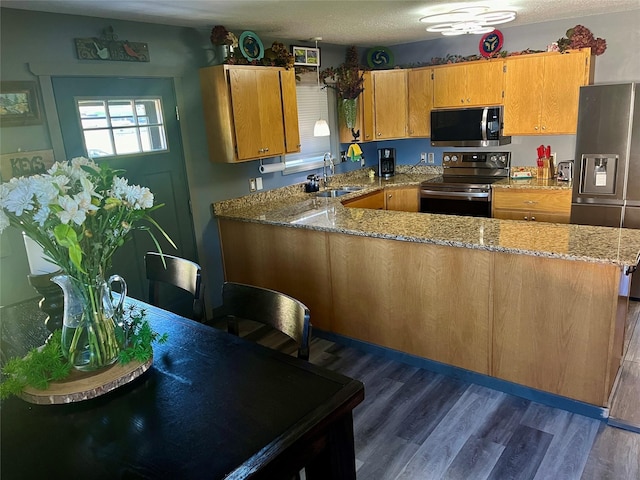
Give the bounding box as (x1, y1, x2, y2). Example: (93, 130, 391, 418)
(443, 151, 510, 169)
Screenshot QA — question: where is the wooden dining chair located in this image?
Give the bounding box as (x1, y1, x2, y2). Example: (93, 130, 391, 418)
(219, 282, 311, 361)
(144, 252, 205, 321)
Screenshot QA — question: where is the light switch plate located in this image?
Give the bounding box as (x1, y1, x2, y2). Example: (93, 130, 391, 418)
(256, 177, 263, 190)
(249, 178, 257, 192)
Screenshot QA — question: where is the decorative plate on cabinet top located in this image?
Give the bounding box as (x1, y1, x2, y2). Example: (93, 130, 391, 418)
(479, 30, 504, 58)
(239, 31, 264, 61)
(366, 46, 394, 69)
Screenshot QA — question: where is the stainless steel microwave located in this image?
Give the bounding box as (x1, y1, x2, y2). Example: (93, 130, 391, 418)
(430, 106, 511, 147)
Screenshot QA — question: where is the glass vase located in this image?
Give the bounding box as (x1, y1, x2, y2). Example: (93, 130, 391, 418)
(52, 274, 127, 372)
(340, 98, 358, 129)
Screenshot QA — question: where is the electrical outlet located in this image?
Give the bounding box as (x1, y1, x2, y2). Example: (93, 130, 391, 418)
(420, 152, 427, 163)
(256, 177, 263, 190)
(249, 178, 257, 192)
(428, 153, 435, 164)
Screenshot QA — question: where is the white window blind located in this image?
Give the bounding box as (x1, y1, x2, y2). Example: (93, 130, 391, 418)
(284, 72, 331, 172)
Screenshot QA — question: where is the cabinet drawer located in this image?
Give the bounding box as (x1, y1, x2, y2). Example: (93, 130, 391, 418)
(492, 189, 571, 213)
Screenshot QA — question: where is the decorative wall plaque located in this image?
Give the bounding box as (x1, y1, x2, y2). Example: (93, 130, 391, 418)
(75, 26, 149, 62)
(0, 149, 55, 181)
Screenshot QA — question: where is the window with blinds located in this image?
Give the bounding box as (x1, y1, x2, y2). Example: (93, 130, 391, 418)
(284, 72, 332, 173)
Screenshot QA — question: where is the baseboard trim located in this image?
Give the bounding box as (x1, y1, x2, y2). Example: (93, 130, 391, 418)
(314, 328, 610, 421)
(606, 417, 640, 433)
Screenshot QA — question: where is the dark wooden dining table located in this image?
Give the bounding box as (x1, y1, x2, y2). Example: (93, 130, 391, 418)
(0, 297, 364, 479)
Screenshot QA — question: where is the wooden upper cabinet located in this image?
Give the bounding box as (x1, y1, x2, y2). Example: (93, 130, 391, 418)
(279, 69, 301, 154)
(503, 49, 592, 135)
(408, 68, 433, 137)
(361, 71, 375, 141)
(433, 61, 504, 107)
(231, 68, 285, 160)
(372, 69, 408, 139)
(199, 65, 298, 163)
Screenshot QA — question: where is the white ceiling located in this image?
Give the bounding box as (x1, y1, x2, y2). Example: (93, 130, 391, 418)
(3, 0, 640, 46)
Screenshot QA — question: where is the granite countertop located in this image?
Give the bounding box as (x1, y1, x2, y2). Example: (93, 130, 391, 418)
(212, 167, 640, 268)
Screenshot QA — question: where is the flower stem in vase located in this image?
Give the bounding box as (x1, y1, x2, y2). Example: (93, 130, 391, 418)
(54, 274, 126, 372)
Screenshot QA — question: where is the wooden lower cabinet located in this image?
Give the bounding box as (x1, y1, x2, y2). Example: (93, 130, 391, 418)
(492, 188, 572, 223)
(492, 253, 623, 406)
(385, 186, 419, 212)
(217, 219, 334, 330)
(341, 190, 385, 209)
(341, 186, 419, 212)
(217, 218, 626, 406)
(328, 234, 491, 375)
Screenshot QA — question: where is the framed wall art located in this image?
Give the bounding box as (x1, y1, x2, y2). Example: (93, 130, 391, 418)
(292, 46, 320, 66)
(0, 81, 42, 127)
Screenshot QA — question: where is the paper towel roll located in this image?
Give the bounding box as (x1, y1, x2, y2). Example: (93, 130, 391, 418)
(259, 162, 286, 174)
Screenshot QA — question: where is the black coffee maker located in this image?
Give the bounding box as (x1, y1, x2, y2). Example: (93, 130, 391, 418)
(377, 148, 396, 178)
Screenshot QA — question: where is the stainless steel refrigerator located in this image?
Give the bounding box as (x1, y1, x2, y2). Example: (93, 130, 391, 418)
(571, 82, 640, 297)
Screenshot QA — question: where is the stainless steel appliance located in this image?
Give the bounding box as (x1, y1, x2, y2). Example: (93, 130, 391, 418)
(570, 82, 640, 297)
(430, 106, 511, 147)
(420, 151, 510, 217)
(557, 161, 573, 182)
(377, 148, 395, 178)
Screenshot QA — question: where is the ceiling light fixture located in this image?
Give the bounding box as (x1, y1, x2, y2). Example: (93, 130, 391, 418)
(420, 6, 516, 36)
(312, 37, 330, 137)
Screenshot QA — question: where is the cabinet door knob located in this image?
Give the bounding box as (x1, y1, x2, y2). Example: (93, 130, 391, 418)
(265, 147, 269, 152)
(541, 126, 546, 130)
(531, 216, 536, 221)
(524, 216, 529, 220)
(534, 126, 539, 130)
(377, 132, 381, 137)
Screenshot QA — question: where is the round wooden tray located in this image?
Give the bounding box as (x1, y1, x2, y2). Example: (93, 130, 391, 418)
(21, 357, 153, 405)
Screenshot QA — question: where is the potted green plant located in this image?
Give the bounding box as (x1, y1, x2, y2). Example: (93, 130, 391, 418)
(321, 46, 365, 132)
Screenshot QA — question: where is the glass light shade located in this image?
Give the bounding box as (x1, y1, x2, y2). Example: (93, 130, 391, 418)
(313, 119, 330, 137)
(421, 6, 516, 35)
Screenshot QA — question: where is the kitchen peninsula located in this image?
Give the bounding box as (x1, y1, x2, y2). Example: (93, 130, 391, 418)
(213, 169, 640, 412)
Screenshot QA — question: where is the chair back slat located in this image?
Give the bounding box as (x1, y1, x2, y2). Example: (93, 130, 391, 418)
(145, 252, 204, 321)
(222, 282, 311, 360)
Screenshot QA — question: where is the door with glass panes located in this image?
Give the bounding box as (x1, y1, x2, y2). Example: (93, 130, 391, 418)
(52, 76, 197, 314)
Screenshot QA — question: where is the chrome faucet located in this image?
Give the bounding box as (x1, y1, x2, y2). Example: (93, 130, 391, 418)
(323, 152, 334, 187)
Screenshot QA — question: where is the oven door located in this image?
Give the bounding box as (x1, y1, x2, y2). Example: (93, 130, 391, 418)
(420, 186, 491, 217)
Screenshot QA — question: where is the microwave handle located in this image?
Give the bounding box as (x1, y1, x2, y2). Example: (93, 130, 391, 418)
(481, 107, 488, 142)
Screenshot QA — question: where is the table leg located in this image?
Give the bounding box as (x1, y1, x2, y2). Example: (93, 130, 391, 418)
(305, 412, 357, 480)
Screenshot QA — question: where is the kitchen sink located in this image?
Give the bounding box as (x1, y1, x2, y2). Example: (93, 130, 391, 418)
(316, 186, 363, 198)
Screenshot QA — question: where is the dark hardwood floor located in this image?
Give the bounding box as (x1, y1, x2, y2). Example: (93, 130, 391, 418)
(215, 300, 640, 480)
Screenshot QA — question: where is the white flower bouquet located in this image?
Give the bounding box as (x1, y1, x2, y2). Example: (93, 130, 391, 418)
(0, 156, 174, 370)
